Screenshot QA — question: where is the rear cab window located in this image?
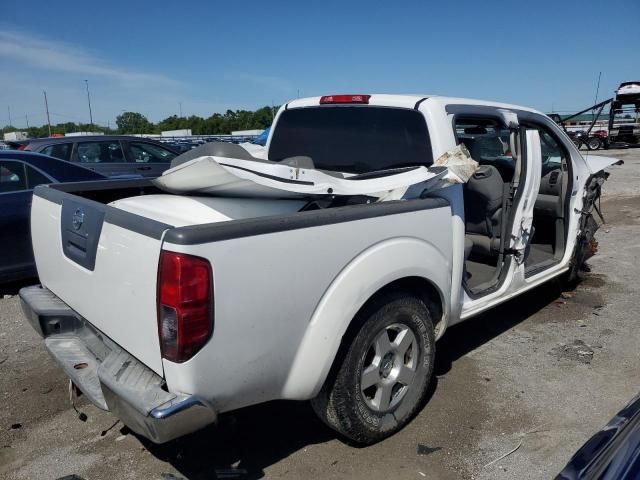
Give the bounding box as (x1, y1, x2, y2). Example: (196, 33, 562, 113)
(268, 106, 432, 173)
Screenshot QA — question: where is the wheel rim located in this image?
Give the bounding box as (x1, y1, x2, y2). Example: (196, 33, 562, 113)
(360, 322, 418, 412)
(589, 139, 600, 149)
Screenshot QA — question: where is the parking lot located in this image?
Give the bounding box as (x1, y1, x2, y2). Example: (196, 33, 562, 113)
(0, 148, 639, 480)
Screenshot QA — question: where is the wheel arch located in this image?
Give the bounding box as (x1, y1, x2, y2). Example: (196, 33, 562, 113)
(357, 276, 445, 338)
(281, 237, 451, 401)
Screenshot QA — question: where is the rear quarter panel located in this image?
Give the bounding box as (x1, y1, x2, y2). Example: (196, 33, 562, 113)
(161, 202, 453, 412)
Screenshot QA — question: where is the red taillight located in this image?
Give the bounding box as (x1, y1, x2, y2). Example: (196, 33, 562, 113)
(319, 94, 370, 104)
(157, 251, 212, 363)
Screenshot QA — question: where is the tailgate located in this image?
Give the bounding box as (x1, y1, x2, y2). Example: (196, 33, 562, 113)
(31, 186, 171, 375)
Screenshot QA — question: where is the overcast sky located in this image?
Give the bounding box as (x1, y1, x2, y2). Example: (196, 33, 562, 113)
(1, 0, 638, 128)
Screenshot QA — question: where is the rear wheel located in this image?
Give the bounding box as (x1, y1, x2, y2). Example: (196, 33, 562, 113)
(587, 137, 602, 150)
(311, 292, 435, 445)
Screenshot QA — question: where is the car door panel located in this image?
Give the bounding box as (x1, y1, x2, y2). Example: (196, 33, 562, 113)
(0, 191, 34, 276)
(0, 160, 35, 281)
(124, 141, 174, 178)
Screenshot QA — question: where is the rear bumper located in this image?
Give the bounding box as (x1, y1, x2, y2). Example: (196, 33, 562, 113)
(19, 285, 217, 443)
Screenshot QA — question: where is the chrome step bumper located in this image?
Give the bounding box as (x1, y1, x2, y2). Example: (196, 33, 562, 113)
(19, 285, 217, 443)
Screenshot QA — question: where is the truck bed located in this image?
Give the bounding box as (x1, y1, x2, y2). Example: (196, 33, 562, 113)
(31, 177, 453, 414)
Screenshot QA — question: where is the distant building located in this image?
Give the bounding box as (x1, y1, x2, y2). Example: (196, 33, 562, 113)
(3, 131, 28, 141)
(65, 132, 105, 137)
(161, 129, 192, 137)
(231, 129, 263, 137)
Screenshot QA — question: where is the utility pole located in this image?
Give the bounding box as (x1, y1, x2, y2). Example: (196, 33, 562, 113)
(25, 114, 29, 129)
(593, 71, 602, 106)
(85, 80, 94, 129)
(43, 90, 52, 137)
(7, 105, 12, 127)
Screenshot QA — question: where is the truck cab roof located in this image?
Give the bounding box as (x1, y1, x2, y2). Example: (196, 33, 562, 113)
(285, 94, 542, 115)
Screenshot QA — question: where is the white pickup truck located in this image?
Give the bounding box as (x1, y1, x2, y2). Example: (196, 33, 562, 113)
(20, 94, 619, 445)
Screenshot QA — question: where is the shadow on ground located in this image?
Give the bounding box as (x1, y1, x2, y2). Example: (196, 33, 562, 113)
(144, 400, 334, 479)
(434, 279, 567, 376)
(143, 280, 570, 479)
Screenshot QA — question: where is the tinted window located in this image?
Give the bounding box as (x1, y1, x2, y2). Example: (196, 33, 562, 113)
(0, 160, 27, 193)
(26, 165, 52, 188)
(130, 142, 177, 163)
(23, 154, 105, 182)
(269, 107, 432, 173)
(41, 143, 72, 161)
(77, 141, 125, 163)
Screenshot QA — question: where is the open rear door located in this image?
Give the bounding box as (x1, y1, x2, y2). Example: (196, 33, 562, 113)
(509, 128, 542, 259)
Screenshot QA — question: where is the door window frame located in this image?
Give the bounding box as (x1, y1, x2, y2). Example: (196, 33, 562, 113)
(0, 159, 55, 195)
(448, 106, 527, 299)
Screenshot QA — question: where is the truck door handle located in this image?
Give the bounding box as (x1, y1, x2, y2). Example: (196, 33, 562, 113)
(136, 166, 152, 171)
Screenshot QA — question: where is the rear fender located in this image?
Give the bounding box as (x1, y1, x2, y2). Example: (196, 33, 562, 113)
(281, 237, 451, 400)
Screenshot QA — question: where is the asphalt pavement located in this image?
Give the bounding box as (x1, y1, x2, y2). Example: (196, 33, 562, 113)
(1, 148, 639, 480)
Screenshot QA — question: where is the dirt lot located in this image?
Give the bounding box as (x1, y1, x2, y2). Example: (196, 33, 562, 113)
(1, 148, 639, 480)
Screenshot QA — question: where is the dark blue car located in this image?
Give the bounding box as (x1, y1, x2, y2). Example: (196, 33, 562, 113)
(557, 392, 640, 479)
(0, 150, 105, 284)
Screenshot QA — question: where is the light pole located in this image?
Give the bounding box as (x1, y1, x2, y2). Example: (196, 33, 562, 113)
(84, 80, 94, 129)
(43, 91, 52, 137)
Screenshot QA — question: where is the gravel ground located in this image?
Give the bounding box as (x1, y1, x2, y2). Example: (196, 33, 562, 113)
(0, 148, 638, 479)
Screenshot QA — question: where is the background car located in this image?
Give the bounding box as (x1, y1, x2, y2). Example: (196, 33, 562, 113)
(556, 392, 640, 479)
(11, 135, 179, 178)
(0, 150, 106, 285)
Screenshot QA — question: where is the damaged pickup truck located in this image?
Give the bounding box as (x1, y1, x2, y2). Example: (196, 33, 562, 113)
(20, 94, 620, 445)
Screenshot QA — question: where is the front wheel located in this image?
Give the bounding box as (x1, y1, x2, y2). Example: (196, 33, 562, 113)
(311, 292, 435, 445)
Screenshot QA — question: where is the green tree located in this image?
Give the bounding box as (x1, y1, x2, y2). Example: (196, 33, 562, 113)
(116, 112, 154, 134)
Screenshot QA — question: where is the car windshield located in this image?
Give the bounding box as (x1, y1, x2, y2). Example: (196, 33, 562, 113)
(268, 106, 432, 173)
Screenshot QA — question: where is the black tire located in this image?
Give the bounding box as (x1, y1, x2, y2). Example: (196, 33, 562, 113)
(572, 138, 583, 150)
(587, 137, 602, 150)
(311, 292, 435, 445)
